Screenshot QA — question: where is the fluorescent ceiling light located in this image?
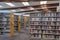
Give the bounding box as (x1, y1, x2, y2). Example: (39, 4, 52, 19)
(6, 3, 15, 7)
(29, 7, 34, 10)
(14, 13, 26, 15)
(11, 10, 16, 12)
(0, 5, 3, 7)
(23, 15, 30, 16)
(40, 1, 47, 4)
(22, 2, 29, 6)
(20, 9, 25, 11)
(14, 13, 22, 15)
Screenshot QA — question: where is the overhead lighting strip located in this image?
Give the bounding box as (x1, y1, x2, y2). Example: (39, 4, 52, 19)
(6, 3, 15, 7)
(0, 5, 3, 8)
(10, 10, 16, 12)
(22, 2, 29, 6)
(40, 1, 47, 4)
(29, 7, 34, 10)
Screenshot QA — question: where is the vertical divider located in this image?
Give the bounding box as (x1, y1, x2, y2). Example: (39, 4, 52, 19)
(24, 16, 26, 32)
(10, 13, 14, 37)
(18, 16, 21, 32)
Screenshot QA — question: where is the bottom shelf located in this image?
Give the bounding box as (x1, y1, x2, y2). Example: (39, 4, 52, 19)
(0, 32, 4, 35)
(30, 38, 59, 40)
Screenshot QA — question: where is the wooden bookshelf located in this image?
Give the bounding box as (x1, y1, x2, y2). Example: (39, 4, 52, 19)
(18, 16, 21, 32)
(14, 15, 18, 32)
(30, 12, 60, 40)
(0, 13, 5, 35)
(10, 13, 14, 37)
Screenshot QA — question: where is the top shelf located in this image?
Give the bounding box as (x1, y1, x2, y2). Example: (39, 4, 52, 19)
(31, 16, 60, 18)
(30, 12, 60, 17)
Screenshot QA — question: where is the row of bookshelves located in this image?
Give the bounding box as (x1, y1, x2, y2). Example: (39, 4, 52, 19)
(30, 12, 60, 40)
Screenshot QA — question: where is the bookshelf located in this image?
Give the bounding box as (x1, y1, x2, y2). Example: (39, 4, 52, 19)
(26, 16, 30, 32)
(0, 13, 12, 35)
(5, 13, 10, 34)
(0, 13, 18, 37)
(30, 12, 60, 40)
(18, 16, 21, 32)
(24, 16, 30, 32)
(10, 13, 14, 37)
(14, 15, 18, 32)
(0, 13, 5, 35)
(21, 16, 24, 32)
(0, 13, 11, 35)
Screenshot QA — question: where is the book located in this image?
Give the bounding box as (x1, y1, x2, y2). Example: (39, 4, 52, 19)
(57, 18, 60, 21)
(39, 35, 41, 38)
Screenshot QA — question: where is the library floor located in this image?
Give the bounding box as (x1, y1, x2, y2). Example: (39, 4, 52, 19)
(0, 32, 30, 40)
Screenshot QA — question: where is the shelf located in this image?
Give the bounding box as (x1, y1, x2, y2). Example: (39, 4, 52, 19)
(42, 33, 60, 35)
(31, 16, 60, 18)
(30, 20, 60, 22)
(30, 32, 41, 34)
(41, 38, 55, 40)
(41, 29, 60, 31)
(31, 37, 41, 39)
(30, 24, 57, 26)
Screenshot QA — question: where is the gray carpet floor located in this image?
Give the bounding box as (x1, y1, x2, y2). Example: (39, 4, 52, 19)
(0, 32, 30, 40)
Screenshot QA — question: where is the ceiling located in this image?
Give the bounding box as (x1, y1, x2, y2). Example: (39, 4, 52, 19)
(0, 0, 59, 2)
(0, 1, 59, 13)
(0, 1, 59, 9)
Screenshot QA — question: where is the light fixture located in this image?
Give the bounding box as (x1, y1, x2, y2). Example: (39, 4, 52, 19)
(40, 1, 47, 4)
(0, 5, 3, 7)
(29, 7, 34, 10)
(23, 15, 30, 16)
(14, 13, 22, 15)
(22, 2, 29, 6)
(20, 9, 25, 11)
(6, 3, 15, 7)
(11, 10, 16, 12)
(14, 13, 26, 15)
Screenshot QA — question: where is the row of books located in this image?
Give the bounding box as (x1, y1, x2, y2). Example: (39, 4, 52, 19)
(42, 35, 54, 39)
(31, 34, 41, 38)
(31, 18, 60, 21)
(30, 30, 60, 34)
(31, 26, 60, 29)
(31, 34, 60, 39)
(30, 26, 60, 29)
(30, 29, 41, 33)
(30, 13, 60, 17)
(42, 26, 60, 29)
(30, 22, 57, 25)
